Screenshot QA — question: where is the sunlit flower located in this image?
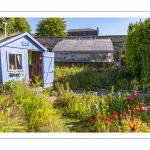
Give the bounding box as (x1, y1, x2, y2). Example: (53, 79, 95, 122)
(139, 102, 145, 107)
(141, 107, 148, 111)
(135, 106, 141, 112)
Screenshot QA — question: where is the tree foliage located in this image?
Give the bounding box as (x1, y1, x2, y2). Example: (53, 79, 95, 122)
(35, 18, 68, 37)
(125, 18, 150, 90)
(0, 18, 31, 36)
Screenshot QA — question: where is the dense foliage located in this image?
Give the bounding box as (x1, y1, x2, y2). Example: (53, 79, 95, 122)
(54, 65, 134, 91)
(125, 18, 150, 90)
(0, 18, 31, 35)
(36, 18, 68, 37)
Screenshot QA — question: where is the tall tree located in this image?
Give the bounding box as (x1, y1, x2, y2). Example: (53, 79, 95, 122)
(35, 18, 68, 37)
(0, 18, 31, 36)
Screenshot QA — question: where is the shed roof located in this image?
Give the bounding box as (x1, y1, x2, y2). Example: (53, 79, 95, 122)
(52, 39, 113, 52)
(0, 32, 47, 51)
(68, 28, 97, 32)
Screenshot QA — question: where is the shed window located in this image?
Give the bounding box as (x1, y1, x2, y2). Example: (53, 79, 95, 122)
(9, 54, 22, 70)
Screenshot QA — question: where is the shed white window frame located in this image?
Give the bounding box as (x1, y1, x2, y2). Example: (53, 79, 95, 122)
(7, 51, 23, 71)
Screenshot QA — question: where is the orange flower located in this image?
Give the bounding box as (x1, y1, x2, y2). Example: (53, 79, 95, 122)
(135, 106, 141, 112)
(72, 96, 75, 99)
(99, 114, 105, 120)
(138, 102, 145, 107)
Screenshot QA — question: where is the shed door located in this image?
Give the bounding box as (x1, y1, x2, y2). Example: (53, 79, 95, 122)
(42, 52, 54, 88)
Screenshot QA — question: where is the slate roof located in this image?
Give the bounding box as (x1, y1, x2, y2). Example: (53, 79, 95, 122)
(52, 39, 113, 52)
(68, 28, 97, 32)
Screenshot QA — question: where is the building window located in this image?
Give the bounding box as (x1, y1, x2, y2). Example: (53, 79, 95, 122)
(9, 53, 22, 70)
(83, 31, 86, 36)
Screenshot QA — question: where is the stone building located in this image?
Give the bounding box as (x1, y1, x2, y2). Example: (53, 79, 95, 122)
(68, 28, 99, 36)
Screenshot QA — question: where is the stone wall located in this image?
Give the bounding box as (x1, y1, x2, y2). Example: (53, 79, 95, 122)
(33, 35, 127, 51)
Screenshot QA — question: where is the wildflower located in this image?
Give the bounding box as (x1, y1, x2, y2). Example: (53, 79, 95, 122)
(72, 96, 75, 99)
(112, 111, 117, 115)
(126, 115, 130, 119)
(93, 92, 97, 95)
(108, 119, 113, 123)
(95, 129, 99, 132)
(94, 118, 98, 122)
(126, 98, 132, 102)
(99, 114, 105, 120)
(127, 109, 132, 114)
(131, 126, 136, 132)
(141, 107, 148, 111)
(81, 96, 84, 99)
(123, 113, 127, 117)
(135, 106, 141, 112)
(139, 102, 145, 107)
(110, 114, 116, 119)
(67, 99, 70, 102)
(132, 93, 137, 99)
(8, 104, 11, 107)
(89, 118, 93, 122)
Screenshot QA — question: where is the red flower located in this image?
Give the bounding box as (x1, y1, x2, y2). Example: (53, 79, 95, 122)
(139, 102, 145, 107)
(110, 114, 116, 119)
(95, 129, 99, 132)
(108, 119, 113, 123)
(94, 118, 98, 122)
(72, 96, 75, 99)
(99, 114, 105, 120)
(8, 104, 11, 107)
(89, 118, 93, 122)
(132, 93, 137, 99)
(131, 126, 136, 132)
(112, 111, 117, 115)
(126, 98, 132, 102)
(123, 113, 127, 117)
(127, 109, 132, 114)
(135, 106, 141, 112)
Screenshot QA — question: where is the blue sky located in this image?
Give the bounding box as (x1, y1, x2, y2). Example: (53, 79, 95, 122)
(26, 18, 147, 35)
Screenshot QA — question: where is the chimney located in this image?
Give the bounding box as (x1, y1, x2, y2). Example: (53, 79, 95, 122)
(97, 27, 99, 35)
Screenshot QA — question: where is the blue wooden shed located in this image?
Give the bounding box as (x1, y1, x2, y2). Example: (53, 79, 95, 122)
(0, 32, 54, 88)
